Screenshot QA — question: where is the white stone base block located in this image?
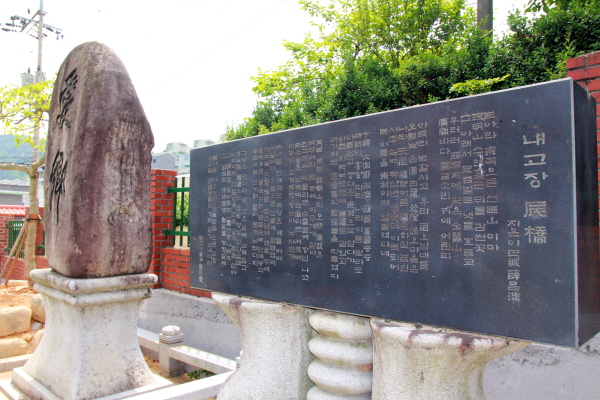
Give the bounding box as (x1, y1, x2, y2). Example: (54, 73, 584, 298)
(371, 319, 530, 400)
(213, 292, 314, 400)
(15, 269, 170, 400)
(8, 368, 171, 400)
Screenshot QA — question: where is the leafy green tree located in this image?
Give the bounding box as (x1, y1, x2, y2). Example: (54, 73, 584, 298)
(526, 0, 600, 13)
(482, 7, 600, 88)
(226, 1, 600, 141)
(0, 80, 52, 148)
(0, 79, 53, 282)
(226, 0, 476, 141)
(299, 0, 470, 67)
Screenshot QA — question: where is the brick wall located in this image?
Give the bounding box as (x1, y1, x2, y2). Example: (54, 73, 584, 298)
(161, 248, 211, 298)
(149, 169, 177, 282)
(0, 206, 48, 281)
(148, 169, 211, 297)
(0, 256, 49, 281)
(567, 51, 600, 170)
(0, 206, 28, 255)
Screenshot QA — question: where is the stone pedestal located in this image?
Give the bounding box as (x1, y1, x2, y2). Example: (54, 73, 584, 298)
(12, 269, 171, 400)
(213, 292, 314, 400)
(370, 319, 530, 400)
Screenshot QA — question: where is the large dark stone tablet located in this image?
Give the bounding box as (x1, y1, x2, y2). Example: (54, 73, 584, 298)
(190, 79, 600, 347)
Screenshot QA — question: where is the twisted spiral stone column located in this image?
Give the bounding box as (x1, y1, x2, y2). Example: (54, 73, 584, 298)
(307, 310, 373, 400)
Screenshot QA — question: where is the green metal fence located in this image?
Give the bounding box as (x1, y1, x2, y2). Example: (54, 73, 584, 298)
(165, 177, 190, 248)
(6, 220, 25, 258)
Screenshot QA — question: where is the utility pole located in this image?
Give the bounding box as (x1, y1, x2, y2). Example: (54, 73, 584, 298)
(2, 0, 63, 284)
(2, 0, 63, 161)
(477, 0, 493, 33)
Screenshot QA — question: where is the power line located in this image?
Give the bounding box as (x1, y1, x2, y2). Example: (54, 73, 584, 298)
(142, 0, 288, 98)
(0, 157, 36, 165)
(1, 1, 63, 163)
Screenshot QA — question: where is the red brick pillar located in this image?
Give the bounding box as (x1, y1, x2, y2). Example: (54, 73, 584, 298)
(149, 169, 177, 285)
(568, 52, 600, 214)
(567, 51, 600, 170)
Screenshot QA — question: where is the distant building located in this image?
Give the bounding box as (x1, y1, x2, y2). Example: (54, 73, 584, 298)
(165, 142, 190, 153)
(192, 139, 215, 148)
(159, 140, 217, 175)
(0, 179, 35, 206)
(151, 152, 176, 171)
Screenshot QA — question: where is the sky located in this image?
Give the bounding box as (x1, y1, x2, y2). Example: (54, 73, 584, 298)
(0, 0, 529, 153)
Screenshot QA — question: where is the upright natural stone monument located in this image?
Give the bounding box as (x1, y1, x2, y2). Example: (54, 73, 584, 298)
(44, 41, 153, 278)
(2, 42, 171, 400)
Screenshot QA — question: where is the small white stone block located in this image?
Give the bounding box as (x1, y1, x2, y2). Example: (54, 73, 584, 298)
(127, 371, 233, 400)
(0, 306, 32, 337)
(0, 354, 30, 372)
(159, 327, 185, 378)
(161, 325, 181, 336)
(0, 338, 29, 359)
(169, 345, 236, 374)
(30, 322, 43, 331)
(11, 368, 172, 400)
(30, 293, 45, 323)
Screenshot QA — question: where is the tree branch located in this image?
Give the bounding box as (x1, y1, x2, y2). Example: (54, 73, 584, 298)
(0, 163, 29, 173)
(31, 152, 46, 171)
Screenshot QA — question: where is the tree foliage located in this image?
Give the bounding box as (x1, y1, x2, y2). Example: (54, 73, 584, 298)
(526, 0, 600, 13)
(226, 2, 600, 141)
(0, 79, 53, 150)
(0, 78, 53, 283)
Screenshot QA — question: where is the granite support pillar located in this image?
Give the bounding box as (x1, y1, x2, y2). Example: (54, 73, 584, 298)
(370, 319, 530, 400)
(213, 292, 314, 400)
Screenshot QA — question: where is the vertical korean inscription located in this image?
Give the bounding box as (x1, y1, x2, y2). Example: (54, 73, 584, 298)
(378, 122, 430, 274)
(437, 112, 500, 268)
(219, 150, 249, 275)
(506, 131, 549, 302)
(201, 154, 220, 280)
(49, 68, 78, 225)
(251, 145, 284, 274)
(329, 133, 373, 281)
(287, 139, 325, 281)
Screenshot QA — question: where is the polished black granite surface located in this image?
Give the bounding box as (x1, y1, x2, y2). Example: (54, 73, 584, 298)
(190, 79, 599, 347)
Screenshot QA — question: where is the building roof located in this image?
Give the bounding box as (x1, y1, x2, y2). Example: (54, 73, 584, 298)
(0, 205, 28, 216)
(0, 179, 29, 186)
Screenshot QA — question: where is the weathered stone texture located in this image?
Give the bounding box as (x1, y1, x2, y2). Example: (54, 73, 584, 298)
(0, 306, 32, 337)
(0, 338, 29, 359)
(45, 41, 154, 278)
(30, 329, 44, 353)
(30, 293, 44, 323)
